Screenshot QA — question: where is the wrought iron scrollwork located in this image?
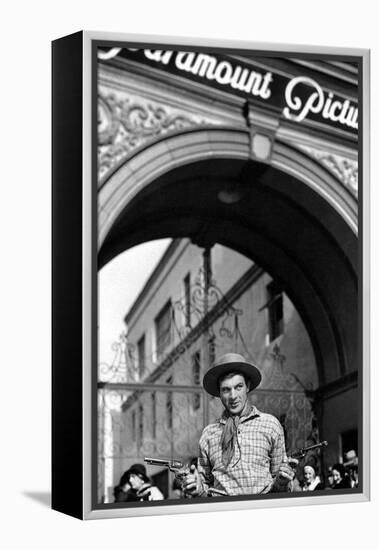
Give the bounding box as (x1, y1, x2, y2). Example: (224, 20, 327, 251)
(98, 92, 203, 179)
(99, 329, 136, 384)
(172, 266, 243, 346)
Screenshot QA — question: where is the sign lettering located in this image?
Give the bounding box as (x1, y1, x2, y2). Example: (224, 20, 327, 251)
(98, 47, 358, 134)
(283, 76, 358, 130)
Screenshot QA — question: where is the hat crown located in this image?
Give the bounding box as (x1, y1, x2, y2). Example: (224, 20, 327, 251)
(215, 352, 249, 367)
(203, 352, 261, 397)
(345, 450, 357, 459)
(129, 463, 146, 476)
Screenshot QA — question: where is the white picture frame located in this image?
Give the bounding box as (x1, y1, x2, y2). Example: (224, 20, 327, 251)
(52, 31, 370, 520)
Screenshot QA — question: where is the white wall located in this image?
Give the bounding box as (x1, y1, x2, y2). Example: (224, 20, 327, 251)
(3, 1, 377, 549)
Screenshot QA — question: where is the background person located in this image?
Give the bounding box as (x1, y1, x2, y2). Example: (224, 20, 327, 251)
(125, 463, 164, 501)
(302, 465, 324, 491)
(344, 450, 359, 488)
(113, 471, 138, 502)
(331, 463, 351, 489)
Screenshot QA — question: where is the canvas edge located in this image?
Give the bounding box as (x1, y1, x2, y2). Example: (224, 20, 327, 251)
(361, 48, 370, 502)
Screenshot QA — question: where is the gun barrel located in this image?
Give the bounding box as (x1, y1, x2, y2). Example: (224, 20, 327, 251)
(144, 457, 170, 467)
(291, 440, 328, 458)
(144, 457, 184, 469)
(305, 441, 328, 452)
(303, 441, 328, 452)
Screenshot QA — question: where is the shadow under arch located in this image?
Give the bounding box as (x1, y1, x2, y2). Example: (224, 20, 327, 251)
(98, 128, 358, 397)
(98, 127, 357, 249)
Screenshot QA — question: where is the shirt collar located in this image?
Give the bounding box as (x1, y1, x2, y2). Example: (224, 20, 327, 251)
(218, 404, 260, 425)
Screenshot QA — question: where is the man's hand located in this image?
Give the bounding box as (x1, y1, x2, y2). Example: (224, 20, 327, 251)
(274, 457, 299, 491)
(182, 464, 202, 497)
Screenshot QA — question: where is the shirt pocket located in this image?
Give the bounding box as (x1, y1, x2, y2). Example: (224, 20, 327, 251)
(239, 426, 272, 470)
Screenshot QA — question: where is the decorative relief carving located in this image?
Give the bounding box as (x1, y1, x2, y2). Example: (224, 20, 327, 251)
(297, 144, 358, 196)
(98, 91, 209, 180)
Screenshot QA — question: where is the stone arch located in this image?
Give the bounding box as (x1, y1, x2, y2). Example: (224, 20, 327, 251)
(98, 127, 357, 249)
(98, 126, 358, 401)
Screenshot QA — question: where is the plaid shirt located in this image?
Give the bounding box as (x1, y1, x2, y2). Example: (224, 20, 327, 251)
(197, 405, 287, 496)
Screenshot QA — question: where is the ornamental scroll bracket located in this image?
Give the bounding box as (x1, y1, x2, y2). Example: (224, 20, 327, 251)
(98, 91, 210, 180)
(296, 144, 358, 197)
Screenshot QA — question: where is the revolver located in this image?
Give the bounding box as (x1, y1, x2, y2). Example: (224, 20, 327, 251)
(290, 440, 328, 459)
(144, 457, 190, 486)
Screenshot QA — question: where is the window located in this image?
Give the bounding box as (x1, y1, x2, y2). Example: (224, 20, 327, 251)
(131, 410, 136, 440)
(208, 336, 216, 399)
(192, 351, 201, 411)
(151, 392, 156, 439)
(155, 300, 173, 361)
(139, 404, 144, 443)
(209, 335, 216, 366)
(266, 281, 283, 342)
(137, 334, 146, 380)
(183, 273, 191, 328)
(166, 376, 173, 429)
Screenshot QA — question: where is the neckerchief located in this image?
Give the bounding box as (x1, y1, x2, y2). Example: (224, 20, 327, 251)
(220, 402, 252, 467)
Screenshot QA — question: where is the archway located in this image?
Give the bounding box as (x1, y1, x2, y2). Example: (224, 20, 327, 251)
(99, 128, 358, 387)
(97, 127, 358, 484)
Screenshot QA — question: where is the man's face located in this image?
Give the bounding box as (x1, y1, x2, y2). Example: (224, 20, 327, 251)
(219, 373, 249, 416)
(129, 473, 144, 490)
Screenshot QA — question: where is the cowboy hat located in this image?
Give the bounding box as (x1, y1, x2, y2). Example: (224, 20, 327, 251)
(121, 463, 149, 484)
(343, 450, 358, 467)
(203, 352, 262, 397)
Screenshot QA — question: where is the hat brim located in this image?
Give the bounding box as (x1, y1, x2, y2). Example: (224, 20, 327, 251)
(124, 466, 147, 479)
(203, 361, 261, 397)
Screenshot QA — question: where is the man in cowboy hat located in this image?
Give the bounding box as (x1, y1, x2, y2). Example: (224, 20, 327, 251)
(182, 352, 297, 497)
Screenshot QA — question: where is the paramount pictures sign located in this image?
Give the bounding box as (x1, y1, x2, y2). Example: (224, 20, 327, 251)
(99, 47, 358, 134)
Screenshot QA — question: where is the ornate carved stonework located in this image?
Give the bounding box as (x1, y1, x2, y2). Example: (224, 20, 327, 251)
(98, 90, 211, 180)
(297, 144, 358, 197)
